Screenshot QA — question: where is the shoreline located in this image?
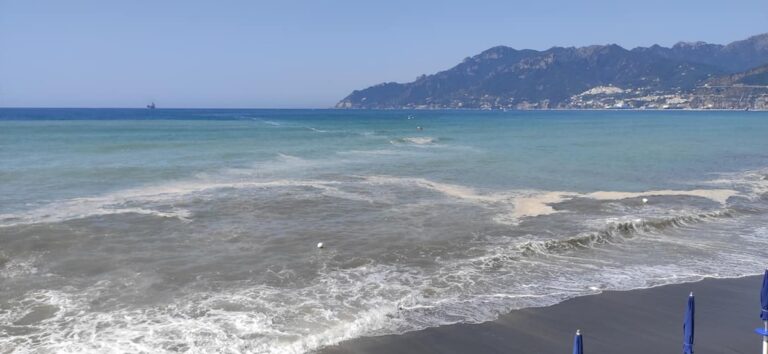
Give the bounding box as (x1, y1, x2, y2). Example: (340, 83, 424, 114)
(332, 107, 768, 112)
(1, 107, 767, 111)
(321, 275, 763, 354)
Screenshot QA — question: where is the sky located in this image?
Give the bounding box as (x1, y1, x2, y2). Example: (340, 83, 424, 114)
(0, 0, 766, 108)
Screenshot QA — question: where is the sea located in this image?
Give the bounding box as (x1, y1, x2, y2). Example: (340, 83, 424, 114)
(1, 108, 768, 353)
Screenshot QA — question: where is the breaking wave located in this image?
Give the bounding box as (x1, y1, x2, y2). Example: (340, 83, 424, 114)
(517, 209, 736, 256)
(391, 137, 439, 145)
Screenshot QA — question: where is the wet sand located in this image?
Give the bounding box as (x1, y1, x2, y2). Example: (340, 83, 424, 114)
(321, 275, 762, 354)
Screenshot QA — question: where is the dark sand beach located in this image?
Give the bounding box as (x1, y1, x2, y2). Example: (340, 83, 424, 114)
(322, 275, 763, 354)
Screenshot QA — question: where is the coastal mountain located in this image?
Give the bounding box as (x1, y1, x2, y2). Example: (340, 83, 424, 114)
(336, 33, 768, 109)
(632, 34, 768, 73)
(706, 63, 768, 86)
(687, 63, 768, 110)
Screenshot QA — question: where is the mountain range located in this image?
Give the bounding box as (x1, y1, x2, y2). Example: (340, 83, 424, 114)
(336, 33, 768, 109)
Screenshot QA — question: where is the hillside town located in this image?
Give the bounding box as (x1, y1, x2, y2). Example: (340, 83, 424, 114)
(562, 85, 768, 110)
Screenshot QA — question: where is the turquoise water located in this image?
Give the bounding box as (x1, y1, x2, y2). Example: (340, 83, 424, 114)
(1, 108, 768, 353)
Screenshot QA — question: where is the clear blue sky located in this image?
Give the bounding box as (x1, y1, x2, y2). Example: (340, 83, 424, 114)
(0, 0, 765, 108)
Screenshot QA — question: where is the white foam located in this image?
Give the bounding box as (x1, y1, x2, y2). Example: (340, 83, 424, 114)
(361, 175, 747, 226)
(0, 178, 381, 227)
(510, 191, 572, 218)
(0, 255, 39, 279)
(0, 196, 194, 228)
(362, 176, 572, 222)
(704, 169, 768, 198)
(390, 137, 439, 146)
(0, 265, 415, 354)
(305, 126, 329, 133)
(7, 175, 531, 229)
(585, 189, 738, 205)
(28, 172, 728, 232)
(4, 221, 767, 354)
(403, 137, 436, 145)
(337, 149, 411, 156)
(363, 176, 502, 203)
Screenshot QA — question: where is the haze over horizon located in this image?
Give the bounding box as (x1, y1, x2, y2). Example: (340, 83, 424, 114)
(0, 0, 765, 108)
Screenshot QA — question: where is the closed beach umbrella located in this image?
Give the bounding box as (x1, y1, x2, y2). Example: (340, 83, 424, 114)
(754, 270, 768, 354)
(683, 292, 695, 354)
(572, 330, 583, 354)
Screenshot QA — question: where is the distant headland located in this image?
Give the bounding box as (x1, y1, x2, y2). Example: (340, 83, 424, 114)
(336, 33, 768, 110)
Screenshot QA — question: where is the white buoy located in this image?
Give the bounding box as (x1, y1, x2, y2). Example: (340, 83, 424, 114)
(317, 242, 324, 249)
(642, 198, 648, 204)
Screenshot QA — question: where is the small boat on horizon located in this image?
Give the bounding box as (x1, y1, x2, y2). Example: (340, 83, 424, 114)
(147, 102, 156, 109)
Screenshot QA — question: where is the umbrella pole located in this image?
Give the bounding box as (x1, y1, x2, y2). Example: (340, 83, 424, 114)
(763, 321, 767, 354)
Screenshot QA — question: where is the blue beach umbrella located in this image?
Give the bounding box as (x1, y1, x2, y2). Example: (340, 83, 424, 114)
(572, 330, 583, 354)
(683, 292, 695, 354)
(754, 269, 768, 354)
(761, 269, 768, 322)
